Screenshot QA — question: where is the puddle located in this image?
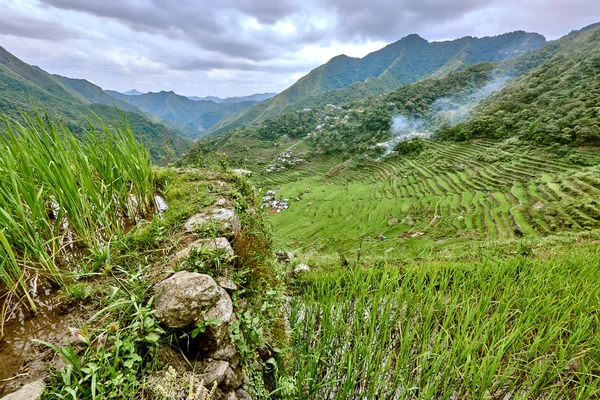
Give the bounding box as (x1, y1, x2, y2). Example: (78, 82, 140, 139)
(0, 193, 168, 388)
(0, 281, 66, 387)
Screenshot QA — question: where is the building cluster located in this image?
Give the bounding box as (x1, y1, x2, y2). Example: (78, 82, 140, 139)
(265, 149, 305, 173)
(262, 186, 290, 214)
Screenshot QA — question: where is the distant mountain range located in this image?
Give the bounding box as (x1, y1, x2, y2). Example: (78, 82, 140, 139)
(105, 90, 272, 137)
(121, 91, 276, 104)
(0, 46, 189, 162)
(210, 30, 547, 136)
(187, 93, 276, 103)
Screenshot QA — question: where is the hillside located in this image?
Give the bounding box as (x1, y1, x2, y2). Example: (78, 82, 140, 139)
(0, 46, 190, 162)
(210, 31, 546, 136)
(106, 90, 262, 137)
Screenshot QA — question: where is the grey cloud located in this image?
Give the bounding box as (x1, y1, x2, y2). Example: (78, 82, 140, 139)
(0, 8, 81, 41)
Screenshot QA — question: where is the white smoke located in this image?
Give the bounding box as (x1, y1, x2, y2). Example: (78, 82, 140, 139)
(377, 76, 509, 160)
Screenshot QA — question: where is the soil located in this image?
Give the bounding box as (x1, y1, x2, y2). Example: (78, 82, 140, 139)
(0, 280, 81, 396)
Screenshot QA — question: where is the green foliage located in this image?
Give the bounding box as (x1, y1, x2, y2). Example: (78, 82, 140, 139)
(40, 292, 164, 399)
(211, 31, 546, 135)
(291, 248, 600, 398)
(0, 46, 190, 162)
(451, 27, 600, 145)
(0, 109, 154, 308)
(394, 137, 425, 154)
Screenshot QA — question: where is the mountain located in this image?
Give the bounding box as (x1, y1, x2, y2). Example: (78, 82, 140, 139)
(0, 46, 190, 162)
(123, 89, 144, 95)
(209, 31, 547, 136)
(186, 23, 599, 166)
(106, 90, 261, 137)
(188, 95, 223, 102)
(444, 25, 600, 146)
(188, 93, 276, 103)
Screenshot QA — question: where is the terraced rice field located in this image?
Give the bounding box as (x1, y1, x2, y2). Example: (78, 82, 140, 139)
(253, 139, 600, 254)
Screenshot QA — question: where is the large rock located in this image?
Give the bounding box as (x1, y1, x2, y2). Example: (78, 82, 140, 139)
(197, 359, 243, 392)
(184, 208, 240, 234)
(154, 271, 222, 329)
(235, 388, 253, 400)
(175, 237, 234, 261)
(0, 380, 45, 400)
(153, 272, 238, 362)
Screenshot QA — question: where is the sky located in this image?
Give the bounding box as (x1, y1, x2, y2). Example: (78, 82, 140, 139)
(0, 0, 598, 98)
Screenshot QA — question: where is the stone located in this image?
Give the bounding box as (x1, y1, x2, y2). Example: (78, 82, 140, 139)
(276, 251, 294, 263)
(184, 208, 239, 233)
(197, 360, 242, 392)
(175, 237, 234, 260)
(1, 380, 45, 400)
(218, 277, 238, 291)
(294, 263, 311, 276)
(153, 271, 221, 329)
(235, 388, 253, 400)
(215, 198, 229, 207)
(198, 359, 229, 388)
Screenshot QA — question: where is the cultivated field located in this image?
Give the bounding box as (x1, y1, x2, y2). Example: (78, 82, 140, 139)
(251, 139, 600, 256)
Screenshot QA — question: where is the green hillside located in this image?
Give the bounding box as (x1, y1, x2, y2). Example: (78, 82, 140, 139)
(183, 24, 600, 258)
(209, 31, 546, 136)
(0, 46, 190, 162)
(106, 90, 260, 137)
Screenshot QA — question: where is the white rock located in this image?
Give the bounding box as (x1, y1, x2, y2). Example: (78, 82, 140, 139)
(1, 380, 45, 400)
(294, 264, 311, 275)
(175, 237, 234, 260)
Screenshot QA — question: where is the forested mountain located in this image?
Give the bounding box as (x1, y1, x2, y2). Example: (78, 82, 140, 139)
(106, 89, 261, 137)
(0, 46, 190, 162)
(186, 23, 599, 164)
(209, 31, 546, 136)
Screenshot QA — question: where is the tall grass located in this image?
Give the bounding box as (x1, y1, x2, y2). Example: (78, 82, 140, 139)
(290, 248, 600, 399)
(0, 109, 154, 310)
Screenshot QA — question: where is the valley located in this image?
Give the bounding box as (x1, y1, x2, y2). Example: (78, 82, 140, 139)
(0, 11, 599, 400)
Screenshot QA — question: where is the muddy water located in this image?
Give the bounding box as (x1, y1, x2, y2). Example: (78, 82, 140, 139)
(0, 283, 66, 383)
(0, 194, 168, 386)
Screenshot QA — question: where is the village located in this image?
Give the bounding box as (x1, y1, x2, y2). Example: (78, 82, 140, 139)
(262, 186, 311, 214)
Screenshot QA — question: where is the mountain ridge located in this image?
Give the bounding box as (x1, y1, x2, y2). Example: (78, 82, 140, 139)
(208, 30, 547, 136)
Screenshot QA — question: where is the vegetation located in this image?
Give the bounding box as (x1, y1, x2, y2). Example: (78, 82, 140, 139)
(210, 31, 546, 136)
(0, 110, 154, 310)
(441, 28, 600, 145)
(290, 245, 600, 399)
(0, 46, 190, 162)
(105, 90, 262, 138)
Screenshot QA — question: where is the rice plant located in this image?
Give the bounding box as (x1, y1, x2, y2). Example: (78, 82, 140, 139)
(0, 108, 154, 310)
(290, 248, 600, 399)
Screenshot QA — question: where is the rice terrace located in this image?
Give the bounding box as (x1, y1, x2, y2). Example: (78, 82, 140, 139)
(1, 3, 600, 400)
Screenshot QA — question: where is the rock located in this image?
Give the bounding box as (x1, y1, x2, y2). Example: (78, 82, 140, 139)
(175, 237, 234, 260)
(218, 277, 238, 291)
(276, 251, 294, 263)
(197, 360, 242, 392)
(215, 198, 229, 207)
(153, 272, 222, 329)
(235, 388, 253, 400)
(1, 380, 45, 400)
(198, 359, 229, 388)
(184, 208, 239, 233)
(294, 264, 311, 276)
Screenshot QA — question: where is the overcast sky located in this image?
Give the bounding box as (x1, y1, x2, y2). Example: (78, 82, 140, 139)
(0, 0, 598, 97)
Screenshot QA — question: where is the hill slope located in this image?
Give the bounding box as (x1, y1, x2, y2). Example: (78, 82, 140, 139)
(0, 46, 190, 162)
(210, 31, 546, 135)
(106, 90, 261, 137)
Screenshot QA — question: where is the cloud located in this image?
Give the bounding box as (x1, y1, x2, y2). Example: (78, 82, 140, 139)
(0, 0, 598, 97)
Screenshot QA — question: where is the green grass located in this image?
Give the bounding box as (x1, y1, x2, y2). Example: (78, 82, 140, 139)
(246, 139, 600, 258)
(0, 109, 154, 310)
(290, 246, 600, 399)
